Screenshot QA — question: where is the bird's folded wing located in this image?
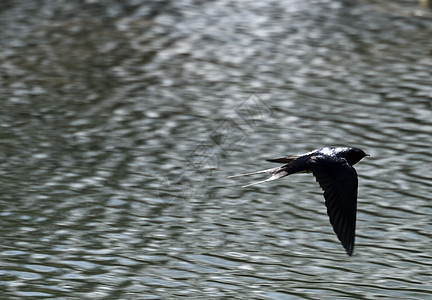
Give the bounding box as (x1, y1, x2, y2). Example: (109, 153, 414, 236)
(307, 156, 358, 256)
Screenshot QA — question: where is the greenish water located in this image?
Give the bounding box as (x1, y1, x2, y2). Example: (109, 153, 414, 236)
(1, 0, 432, 299)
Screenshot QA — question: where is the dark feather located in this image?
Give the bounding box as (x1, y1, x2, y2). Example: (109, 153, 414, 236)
(307, 156, 358, 256)
(266, 156, 299, 164)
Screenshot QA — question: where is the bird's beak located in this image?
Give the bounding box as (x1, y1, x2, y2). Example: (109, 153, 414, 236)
(366, 153, 370, 157)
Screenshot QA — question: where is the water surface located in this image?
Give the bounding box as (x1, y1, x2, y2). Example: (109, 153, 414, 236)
(1, 0, 432, 299)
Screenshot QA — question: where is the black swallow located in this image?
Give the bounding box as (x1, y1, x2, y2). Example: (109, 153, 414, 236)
(229, 146, 369, 256)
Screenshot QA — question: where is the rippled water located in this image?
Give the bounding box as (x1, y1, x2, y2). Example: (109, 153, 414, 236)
(1, 0, 432, 298)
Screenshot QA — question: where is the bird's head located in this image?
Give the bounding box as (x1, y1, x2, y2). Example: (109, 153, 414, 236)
(346, 148, 369, 166)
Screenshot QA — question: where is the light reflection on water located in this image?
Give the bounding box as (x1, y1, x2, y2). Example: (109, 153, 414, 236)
(1, 0, 432, 298)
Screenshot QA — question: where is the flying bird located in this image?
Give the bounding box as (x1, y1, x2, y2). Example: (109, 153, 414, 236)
(229, 146, 369, 256)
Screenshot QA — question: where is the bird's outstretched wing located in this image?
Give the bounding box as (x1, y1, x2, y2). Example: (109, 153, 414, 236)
(307, 156, 358, 256)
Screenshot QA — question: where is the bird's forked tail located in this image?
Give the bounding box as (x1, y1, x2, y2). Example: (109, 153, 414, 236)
(228, 166, 289, 188)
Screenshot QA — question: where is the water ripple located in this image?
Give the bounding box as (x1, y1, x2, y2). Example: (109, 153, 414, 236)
(1, 0, 432, 298)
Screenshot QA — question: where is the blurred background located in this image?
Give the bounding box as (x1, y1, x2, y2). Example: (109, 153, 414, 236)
(1, 0, 432, 299)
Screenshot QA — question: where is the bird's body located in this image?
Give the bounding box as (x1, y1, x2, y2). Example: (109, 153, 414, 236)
(229, 146, 369, 256)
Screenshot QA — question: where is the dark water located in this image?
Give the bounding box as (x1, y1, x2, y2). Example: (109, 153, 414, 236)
(1, 0, 432, 298)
